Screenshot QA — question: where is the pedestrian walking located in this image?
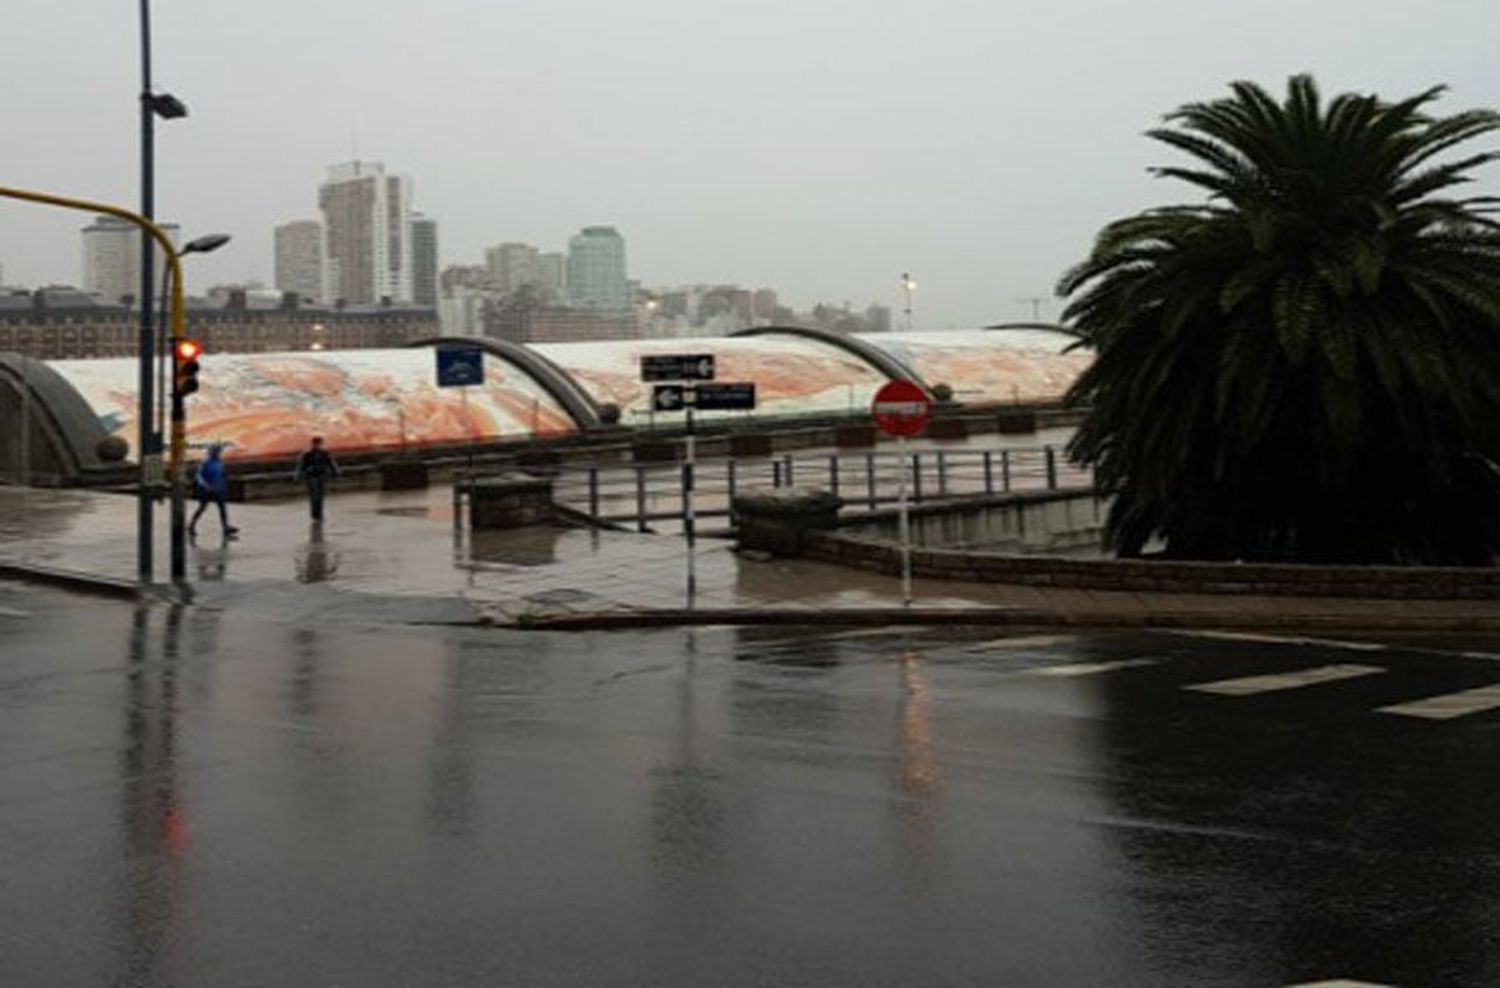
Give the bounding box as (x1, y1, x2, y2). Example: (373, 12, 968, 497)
(189, 444, 238, 540)
(293, 436, 341, 522)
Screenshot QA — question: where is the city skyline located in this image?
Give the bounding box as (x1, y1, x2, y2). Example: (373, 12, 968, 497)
(3, 0, 1500, 327)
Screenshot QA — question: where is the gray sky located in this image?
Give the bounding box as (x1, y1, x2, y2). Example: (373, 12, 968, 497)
(3, 0, 1499, 327)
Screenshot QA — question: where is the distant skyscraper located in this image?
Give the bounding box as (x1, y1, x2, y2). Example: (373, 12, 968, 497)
(536, 252, 566, 299)
(80, 215, 180, 304)
(318, 161, 413, 305)
(410, 213, 439, 307)
(566, 226, 630, 311)
(273, 219, 323, 303)
(485, 242, 539, 294)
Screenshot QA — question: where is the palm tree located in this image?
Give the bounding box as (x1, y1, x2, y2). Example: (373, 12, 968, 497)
(1059, 75, 1500, 564)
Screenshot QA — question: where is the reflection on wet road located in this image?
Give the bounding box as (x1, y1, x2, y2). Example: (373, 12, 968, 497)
(3, 581, 1499, 986)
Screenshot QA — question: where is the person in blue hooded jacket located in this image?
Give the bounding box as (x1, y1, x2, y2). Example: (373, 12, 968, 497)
(189, 444, 239, 539)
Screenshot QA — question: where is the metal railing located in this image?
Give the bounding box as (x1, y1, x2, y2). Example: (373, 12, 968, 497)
(457, 444, 1091, 533)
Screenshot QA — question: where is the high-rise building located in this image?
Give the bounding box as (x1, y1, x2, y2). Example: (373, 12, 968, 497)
(410, 213, 439, 307)
(485, 242, 539, 294)
(273, 220, 323, 303)
(566, 226, 630, 311)
(536, 252, 566, 299)
(80, 215, 180, 304)
(318, 161, 413, 305)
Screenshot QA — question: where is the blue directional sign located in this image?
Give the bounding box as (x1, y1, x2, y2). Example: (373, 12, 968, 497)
(436, 345, 484, 387)
(641, 353, 715, 382)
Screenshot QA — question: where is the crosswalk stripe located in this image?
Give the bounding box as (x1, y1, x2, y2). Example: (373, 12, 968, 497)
(1378, 684, 1500, 720)
(1030, 658, 1159, 678)
(1174, 630, 1388, 652)
(968, 634, 1076, 652)
(1184, 664, 1385, 696)
(1284, 980, 1393, 987)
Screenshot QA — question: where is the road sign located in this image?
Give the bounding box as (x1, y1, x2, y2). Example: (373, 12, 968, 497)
(436, 346, 485, 387)
(872, 379, 932, 437)
(693, 382, 756, 410)
(641, 353, 715, 382)
(652, 384, 687, 412)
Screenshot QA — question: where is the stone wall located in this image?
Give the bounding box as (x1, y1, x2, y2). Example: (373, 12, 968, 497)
(801, 530, 1500, 599)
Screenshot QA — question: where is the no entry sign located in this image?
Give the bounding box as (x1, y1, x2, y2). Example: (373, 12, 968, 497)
(872, 379, 932, 437)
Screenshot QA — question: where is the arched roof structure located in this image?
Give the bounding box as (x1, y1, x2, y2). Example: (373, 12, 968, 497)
(729, 325, 932, 394)
(406, 335, 603, 428)
(20, 330, 1094, 470)
(0, 353, 112, 479)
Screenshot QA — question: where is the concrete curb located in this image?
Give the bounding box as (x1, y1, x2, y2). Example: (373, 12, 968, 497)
(0, 559, 140, 600)
(505, 605, 1500, 633)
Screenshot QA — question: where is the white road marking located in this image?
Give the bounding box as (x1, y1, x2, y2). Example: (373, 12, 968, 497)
(967, 634, 1077, 652)
(0, 607, 31, 618)
(1378, 683, 1500, 721)
(1285, 980, 1394, 987)
(1174, 630, 1388, 652)
(1184, 664, 1385, 696)
(1030, 658, 1160, 678)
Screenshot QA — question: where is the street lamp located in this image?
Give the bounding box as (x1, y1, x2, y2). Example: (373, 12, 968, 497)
(159, 233, 231, 582)
(901, 273, 917, 331)
(138, 0, 190, 583)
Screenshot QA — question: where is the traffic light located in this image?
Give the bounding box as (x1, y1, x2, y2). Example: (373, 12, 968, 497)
(174, 338, 202, 398)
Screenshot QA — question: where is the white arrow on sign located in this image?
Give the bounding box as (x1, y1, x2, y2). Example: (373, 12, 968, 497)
(695, 357, 714, 379)
(655, 387, 682, 410)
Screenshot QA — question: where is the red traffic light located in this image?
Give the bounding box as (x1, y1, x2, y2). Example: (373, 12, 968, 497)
(175, 338, 203, 362)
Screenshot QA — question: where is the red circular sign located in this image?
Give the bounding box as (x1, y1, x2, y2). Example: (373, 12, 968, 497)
(871, 379, 932, 437)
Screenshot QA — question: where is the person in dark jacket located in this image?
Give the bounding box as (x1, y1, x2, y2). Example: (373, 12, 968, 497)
(293, 436, 340, 522)
(189, 444, 238, 539)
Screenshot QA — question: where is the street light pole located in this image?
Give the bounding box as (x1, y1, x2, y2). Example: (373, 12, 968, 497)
(138, 0, 157, 583)
(138, 0, 188, 585)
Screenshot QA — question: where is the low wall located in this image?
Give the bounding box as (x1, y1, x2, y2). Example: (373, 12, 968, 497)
(802, 529, 1500, 599)
(843, 488, 1103, 556)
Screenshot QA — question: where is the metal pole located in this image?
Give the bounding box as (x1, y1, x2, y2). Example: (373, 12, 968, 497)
(684, 408, 696, 602)
(1002, 449, 1011, 492)
(828, 455, 839, 497)
(983, 450, 994, 495)
(635, 465, 648, 533)
(866, 451, 876, 508)
(937, 450, 948, 496)
(912, 453, 923, 503)
(1046, 445, 1058, 490)
(137, 0, 156, 584)
(588, 467, 599, 521)
(898, 435, 912, 606)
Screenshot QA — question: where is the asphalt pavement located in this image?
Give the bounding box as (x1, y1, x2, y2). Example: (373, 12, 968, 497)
(4, 580, 1500, 986)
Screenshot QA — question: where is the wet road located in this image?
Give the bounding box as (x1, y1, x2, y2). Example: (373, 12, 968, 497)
(4, 581, 1500, 986)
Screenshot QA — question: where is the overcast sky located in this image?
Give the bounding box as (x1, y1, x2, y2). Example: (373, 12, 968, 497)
(3, 0, 1498, 327)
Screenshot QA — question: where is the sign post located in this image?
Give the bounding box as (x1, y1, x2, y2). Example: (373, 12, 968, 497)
(645, 355, 756, 604)
(871, 379, 933, 607)
(437, 345, 484, 469)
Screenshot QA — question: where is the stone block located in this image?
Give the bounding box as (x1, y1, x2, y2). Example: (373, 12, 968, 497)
(469, 472, 555, 529)
(733, 487, 845, 557)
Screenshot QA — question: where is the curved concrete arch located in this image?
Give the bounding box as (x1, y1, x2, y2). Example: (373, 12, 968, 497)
(406, 336, 603, 430)
(730, 324, 933, 394)
(0, 353, 112, 481)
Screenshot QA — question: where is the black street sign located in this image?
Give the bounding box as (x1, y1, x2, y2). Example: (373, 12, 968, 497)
(641, 353, 715, 382)
(651, 382, 757, 412)
(692, 382, 756, 410)
(652, 384, 687, 412)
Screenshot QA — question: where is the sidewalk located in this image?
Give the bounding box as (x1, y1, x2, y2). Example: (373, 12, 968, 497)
(3, 484, 1499, 632)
